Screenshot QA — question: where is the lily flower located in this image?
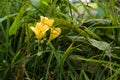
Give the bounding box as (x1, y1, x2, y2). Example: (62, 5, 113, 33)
(30, 22, 49, 40)
(49, 28, 61, 41)
(40, 16, 54, 28)
(30, 16, 61, 40)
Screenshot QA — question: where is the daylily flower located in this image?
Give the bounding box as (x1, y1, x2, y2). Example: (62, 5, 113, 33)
(30, 22, 49, 40)
(30, 16, 61, 40)
(40, 16, 54, 28)
(49, 28, 61, 41)
(30, 16, 54, 40)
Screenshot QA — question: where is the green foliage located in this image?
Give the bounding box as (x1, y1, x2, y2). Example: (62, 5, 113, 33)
(9, 3, 30, 35)
(0, 0, 120, 80)
(88, 38, 110, 51)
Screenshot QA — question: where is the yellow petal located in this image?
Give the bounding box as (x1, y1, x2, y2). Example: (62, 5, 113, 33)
(49, 28, 61, 41)
(30, 22, 49, 40)
(36, 32, 44, 40)
(30, 27, 36, 33)
(40, 16, 54, 27)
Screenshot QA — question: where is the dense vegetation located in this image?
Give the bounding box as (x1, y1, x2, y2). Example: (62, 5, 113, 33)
(0, 0, 120, 80)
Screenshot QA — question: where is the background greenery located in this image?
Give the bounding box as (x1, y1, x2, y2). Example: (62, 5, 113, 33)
(0, 0, 120, 80)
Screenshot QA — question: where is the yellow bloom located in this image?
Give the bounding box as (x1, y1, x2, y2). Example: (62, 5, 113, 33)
(30, 22, 49, 40)
(40, 16, 54, 27)
(49, 28, 61, 41)
(30, 16, 55, 40)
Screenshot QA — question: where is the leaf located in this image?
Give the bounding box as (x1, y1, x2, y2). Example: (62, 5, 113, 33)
(82, 70, 90, 80)
(88, 38, 110, 51)
(41, 1, 48, 6)
(32, 0, 50, 7)
(31, 0, 40, 8)
(9, 3, 30, 36)
(0, 13, 17, 22)
(84, 26, 102, 40)
(68, 36, 85, 41)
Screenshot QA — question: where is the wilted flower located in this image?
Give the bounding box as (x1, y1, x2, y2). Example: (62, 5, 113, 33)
(49, 28, 61, 41)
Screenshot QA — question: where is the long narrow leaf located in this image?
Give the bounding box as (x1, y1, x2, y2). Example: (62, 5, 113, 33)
(9, 3, 30, 36)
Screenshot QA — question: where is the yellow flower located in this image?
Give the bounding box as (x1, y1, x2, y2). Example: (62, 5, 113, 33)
(40, 16, 54, 28)
(49, 28, 61, 41)
(30, 22, 49, 40)
(30, 16, 56, 40)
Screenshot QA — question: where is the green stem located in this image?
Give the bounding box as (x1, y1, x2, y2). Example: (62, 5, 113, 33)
(45, 42, 55, 80)
(33, 40, 41, 78)
(6, 0, 10, 55)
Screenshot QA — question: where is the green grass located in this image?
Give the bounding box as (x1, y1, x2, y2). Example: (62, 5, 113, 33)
(0, 0, 120, 80)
